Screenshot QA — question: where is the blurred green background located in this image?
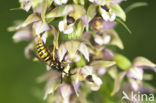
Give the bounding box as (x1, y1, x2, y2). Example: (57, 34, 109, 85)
(0, 0, 155, 103)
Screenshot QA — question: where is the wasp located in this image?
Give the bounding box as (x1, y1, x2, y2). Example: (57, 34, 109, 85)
(34, 37, 73, 83)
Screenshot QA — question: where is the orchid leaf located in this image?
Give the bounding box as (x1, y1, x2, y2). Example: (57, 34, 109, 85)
(116, 18, 132, 34)
(125, 2, 148, 13)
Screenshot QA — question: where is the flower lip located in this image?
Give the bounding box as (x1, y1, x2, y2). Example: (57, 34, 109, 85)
(110, 0, 123, 4)
(101, 5, 109, 12)
(86, 75, 94, 82)
(54, 0, 68, 5)
(67, 15, 75, 25)
(58, 19, 74, 34)
(99, 6, 116, 22)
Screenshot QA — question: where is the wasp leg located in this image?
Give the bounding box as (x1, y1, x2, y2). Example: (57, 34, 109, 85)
(62, 71, 76, 76)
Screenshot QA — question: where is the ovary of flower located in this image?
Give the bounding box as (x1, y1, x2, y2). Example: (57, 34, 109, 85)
(100, 8, 116, 22)
(60, 83, 72, 102)
(127, 67, 143, 80)
(65, 53, 81, 63)
(58, 41, 90, 62)
(129, 79, 141, 91)
(94, 34, 111, 45)
(54, 0, 68, 5)
(58, 19, 74, 34)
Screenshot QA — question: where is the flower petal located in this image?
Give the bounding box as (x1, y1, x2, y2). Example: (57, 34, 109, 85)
(20, 0, 32, 12)
(87, 4, 97, 23)
(65, 40, 80, 60)
(103, 48, 114, 60)
(69, 5, 86, 20)
(78, 43, 90, 61)
(24, 42, 34, 59)
(60, 83, 72, 100)
(109, 29, 124, 49)
(110, 0, 123, 4)
(109, 4, 126, 21)
(133, 57, 156, 72)
(17, 13, 40, 29)
(89, 75, 103, 91)
(13, 26, 33, 42)
(72, 81, 80, 96)
(127, 67, 143, 80)
(90, 60, 116, 70)
(46, 5, 74, 18)
(58, 44, 67, 62)
(34, 21, 50, 35)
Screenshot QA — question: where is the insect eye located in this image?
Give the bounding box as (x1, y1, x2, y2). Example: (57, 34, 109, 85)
(67, 15, 75, 25)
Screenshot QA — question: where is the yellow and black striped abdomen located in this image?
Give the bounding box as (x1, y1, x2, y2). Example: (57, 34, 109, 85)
(36, 39, 51, 62)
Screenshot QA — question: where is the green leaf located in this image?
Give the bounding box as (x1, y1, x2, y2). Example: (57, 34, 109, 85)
(116, 18, 132, 34)
(125, 2, 148, 13)
(10, 8, 24, 11)
(114, 53, 131, 70)
(110, 4, 126, 21)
